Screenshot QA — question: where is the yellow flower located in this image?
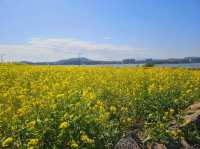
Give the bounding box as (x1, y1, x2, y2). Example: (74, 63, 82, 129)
(176, 129, 182, 134)
(16, 106, 28, 117)
(2, 137, 13, 147)
(169, 108, 174, 114)
(170, 130, 178, 137)
(164, 111, 169, 116)
(28, 138, 39, 146)
(126, 118, 132, 123)
(17, 95, 26, 101)
(80, 134, 94, 144)
(96, 100, 104, 106)
(26, 120, 36, 128)
(59, 121, 69, 129)
(121, 107, 128, 112)
(82, 89, 96, 99)
(70, 140, 79, 148)
(148, 83, 157, 94)
(110, 106, 117, 113)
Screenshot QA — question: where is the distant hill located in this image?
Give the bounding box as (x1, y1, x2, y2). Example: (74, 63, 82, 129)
(21, 57, 122, 65)
(52, 57, 92, 65)
(20, 57, 200, 65)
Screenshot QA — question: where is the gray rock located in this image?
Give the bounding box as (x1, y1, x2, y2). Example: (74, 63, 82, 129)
(114, 137, 141, 149)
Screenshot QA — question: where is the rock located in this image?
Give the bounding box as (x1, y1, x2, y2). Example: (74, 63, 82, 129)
(114, 137, 141, 149)
(147, 142, 169, 149)
(185, 102, 200, 112)
(114, 131, 141, 149)
(191, 144, 200, 149)
(181, 102, 200, 128)
(115, 102, 200, 149)
(151, 143, 167, 149)
(180, 138, 191, 149)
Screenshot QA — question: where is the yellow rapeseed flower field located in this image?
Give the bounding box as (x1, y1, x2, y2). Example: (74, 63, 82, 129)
(0, 64, 200, 148)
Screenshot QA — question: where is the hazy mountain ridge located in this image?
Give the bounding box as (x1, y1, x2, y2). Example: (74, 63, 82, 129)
(20, 57, 200, 65)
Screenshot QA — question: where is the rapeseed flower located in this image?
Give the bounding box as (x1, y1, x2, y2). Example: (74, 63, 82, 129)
(70, 140, 79, 148)
(28, 138, 39, 146)
(59, 121, 69, 129)
(80, 134, 94, 144)
(26, 120, 36, 128)
(2, 137, 13, 147)
(110, 106, 117, 113)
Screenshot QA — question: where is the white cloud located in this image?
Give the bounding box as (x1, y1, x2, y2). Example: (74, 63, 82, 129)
(0, 37, 146, 62)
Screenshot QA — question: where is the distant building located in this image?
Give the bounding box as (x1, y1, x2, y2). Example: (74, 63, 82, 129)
(184, 57, 200, 63)
(122, 59, 136, 64)
(145, 58, 153, 63)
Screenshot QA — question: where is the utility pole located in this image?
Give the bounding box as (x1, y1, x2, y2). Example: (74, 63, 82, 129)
(61, 51, 83, 66)
(0, 54, 5, 63)
(78, 52, 83, 66)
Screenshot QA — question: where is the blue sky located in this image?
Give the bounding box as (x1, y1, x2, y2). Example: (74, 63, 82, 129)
(0, 0, 200, 61)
